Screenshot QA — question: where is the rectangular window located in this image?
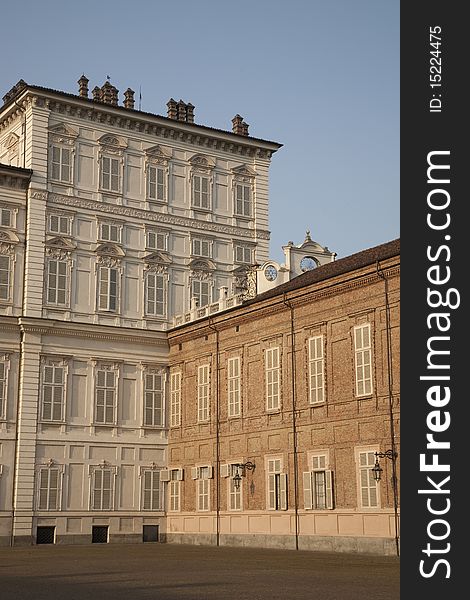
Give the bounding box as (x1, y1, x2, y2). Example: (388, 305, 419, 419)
(142, 469, 162, 510)
(146, 272, 165, 317)
(169, 469, 181, 511)
(192, 238, 211, 258)
(51, 146, 72, 183)
(227, 357, 241, 418)
(265, 347, 280, 411)
(100, 223, 120, 243)
(49, 214, 70, 235)
(235, 183, 251, 217)
(308, 335, 325, 404)
(147, 230, 167, 251)
(303, 455, 333, 510)
(95, 368, 116, 425)
(267, 458, 287, 510)
(38, 467, 60, 510)
(1, 207, 12, 227)
(144, 371, 163, 426)
(170, 372, 181, 427)
(46, 259, 68, 306)
(235, 245, 253, 264)
(229, 464, 242, 511)
(197, 364, 210, 422)
(0, 255, 11, 301)
(147, 165, 166, 201)
(101, 156, 120, 192)
(192, 175, 210, 209)
(354, 324, 373, 396)
(0, 360, 8, 419)
(197, 466, 211, 511)
(98, 266, 118, 311)
(191, 279, 210, 308)
(42, 363, 65, 422)
(92, 468, 114, 510)
(358, 450, 379, 508)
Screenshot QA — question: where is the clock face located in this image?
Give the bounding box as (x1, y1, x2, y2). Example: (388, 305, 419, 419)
(264, 265, 278, 281)
(300, 256, 316, 272)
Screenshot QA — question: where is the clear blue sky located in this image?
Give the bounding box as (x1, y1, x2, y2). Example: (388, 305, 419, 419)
(1, 0, 399, 263)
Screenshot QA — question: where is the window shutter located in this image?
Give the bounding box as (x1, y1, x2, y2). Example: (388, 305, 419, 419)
(207, 465, 213, 479)
(220, 464, 230, 478)
(303, 471, 313, 510)
(280, 473, 288, 510)
(325, 470, 334, 509)
(159, 469, 170, 482)
(176, 468, 184, 481)
(143, 471, 152, 510)
(191, 467, 198, 480)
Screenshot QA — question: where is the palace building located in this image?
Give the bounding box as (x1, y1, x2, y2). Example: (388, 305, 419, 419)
(0, 77, 399, 553)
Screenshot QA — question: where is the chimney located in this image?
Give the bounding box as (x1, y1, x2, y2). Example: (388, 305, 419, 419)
(123, 88, 135, 109)
(167, 98, 177, 120)
(78, 74, 89, 98)
(177, 99, 187, 122)
(232, 114, 249, 136)
(100, 81, 119, 106)
(186, 103, 195, 123)
(92, 86, 102, 101)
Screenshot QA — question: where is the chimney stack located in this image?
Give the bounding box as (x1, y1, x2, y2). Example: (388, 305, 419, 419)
(92, 86, 101, 101)
(167, 98, 195, 123)
(78, 74, 89, 98)
(177, 99, 187, 122)
(124, 88, 135, 109)
(186, 103, 195, 123)
(232, 114, 249, 136)
(167, 98, 178, 120)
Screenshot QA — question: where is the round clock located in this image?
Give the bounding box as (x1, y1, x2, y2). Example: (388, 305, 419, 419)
(264, 265, 278, 281)
(300, 256, 317, 272)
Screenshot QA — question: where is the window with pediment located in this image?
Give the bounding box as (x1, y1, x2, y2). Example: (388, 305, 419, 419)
(143, 250, 170, 319)
(95, 245, 124, 314)
(2, 133, 20, 167)
(232, 165, 256, 218)
(49, 124, 78, 185)
(98, 135, 126, 194)
(189, 154, 215, 211)
(40, 356, 69, 422)
(0, 353, 10, 421)
(189, 260, 215, 309)
(44, 241, 74, 308)
(0, 231, 18, 304)
(145, 145, 169, 204)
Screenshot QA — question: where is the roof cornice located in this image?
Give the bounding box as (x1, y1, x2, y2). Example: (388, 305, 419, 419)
(1, 85, 282, 159)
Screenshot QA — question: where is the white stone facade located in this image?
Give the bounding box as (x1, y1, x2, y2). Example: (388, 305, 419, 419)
(0, 78, 280, 545)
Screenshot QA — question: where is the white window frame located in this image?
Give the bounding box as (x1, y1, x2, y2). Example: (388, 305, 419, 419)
(227, 356, 241, 418)
(0, 207, 13, 228)
(357, 448, 380, 509)
(94, 365, 118, 425)
(163, 468, 183, 512)
(191, 279, 211, 308)
(147, 164, 167, 202)
(45, 257, 69, 307)
(48, 213, 71, 236)
(90, 465, 116, 511)
(265, 347, 281, 412)
(303, 453, 334, 510)
(143, 369, 164, 427)
(192, 237, 212, 258)
(308, 335, 325, 404)
(193, 465, 212, 512)
(97, 265, 120, 312)
(170, 371, 182, 427)
(37, 464, 63, 511)
(0, 254, 12, 302)
(0, 354, 10, 421)
(100, 155, 122, 193)
(197, 364, 210, 422)
(266, 457, 287, 511)
(234, 244, 253, 264)
(141, 468, 162, 511)
(145, 270, 166, 318)
(41, 359, 67, 423)
(354, 323, 373, 397)
(234, 181, 252, 217)
(51, 144, 73, 184)
(146, 230, 168, 251)
(192, 174, 211, 210)
(99, 222, 122, 243)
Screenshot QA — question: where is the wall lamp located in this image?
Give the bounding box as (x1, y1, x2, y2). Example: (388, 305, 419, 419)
(372, 450, 398, 482)
(233, 461, 255, 490)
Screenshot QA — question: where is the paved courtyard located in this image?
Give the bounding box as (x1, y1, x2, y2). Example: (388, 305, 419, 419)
(0, 543, 399, 600)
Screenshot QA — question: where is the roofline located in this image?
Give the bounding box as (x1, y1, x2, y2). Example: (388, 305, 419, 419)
(1, 83, 283, 152)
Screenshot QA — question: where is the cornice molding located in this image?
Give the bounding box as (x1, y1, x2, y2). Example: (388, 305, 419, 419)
(38, 190, 271, 240)
(1, 90, 279, 159)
